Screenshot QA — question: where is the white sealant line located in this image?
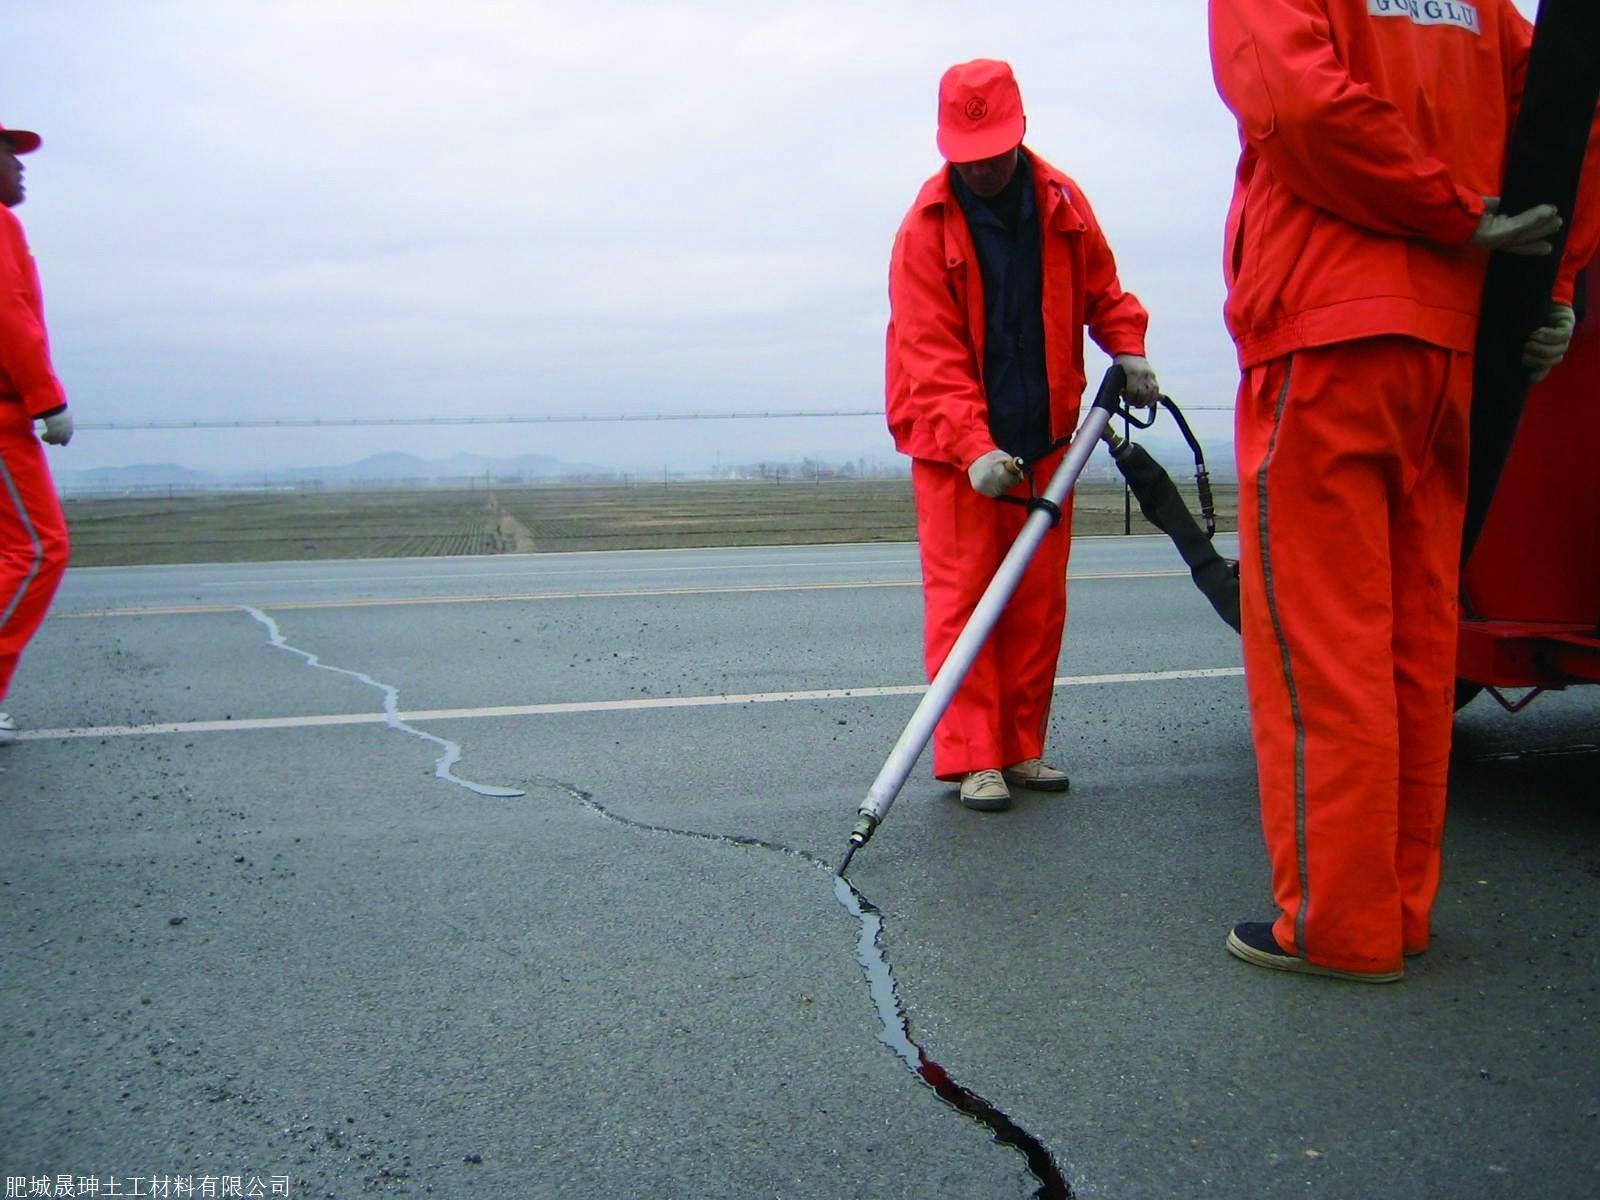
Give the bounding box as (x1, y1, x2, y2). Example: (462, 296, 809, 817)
(236, 606, 525, 798)
(14, 666, 1243, 743)
(62, 570, 1190, 618)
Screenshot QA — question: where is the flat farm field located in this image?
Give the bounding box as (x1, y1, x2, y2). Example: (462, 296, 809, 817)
(61, 479, 1239, 567)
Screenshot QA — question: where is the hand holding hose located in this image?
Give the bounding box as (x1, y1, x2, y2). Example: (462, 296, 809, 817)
(1114, 354, 1160, 409)
(967, 449, 1023, 498)
(1522, 303, 1576, 383)
(1471, 198, 1562, 257)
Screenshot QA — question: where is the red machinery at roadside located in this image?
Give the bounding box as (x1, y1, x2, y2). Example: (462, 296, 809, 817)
(1458, 260, 1600, 710)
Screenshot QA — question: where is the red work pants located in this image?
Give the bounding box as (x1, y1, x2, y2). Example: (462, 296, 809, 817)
(911, 447, 1073, 781)
(1236, 338, 1470, 975)
(0, 401, 70, 703)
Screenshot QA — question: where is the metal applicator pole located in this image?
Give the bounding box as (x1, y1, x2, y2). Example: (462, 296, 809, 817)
(838, 366, 1128, 876)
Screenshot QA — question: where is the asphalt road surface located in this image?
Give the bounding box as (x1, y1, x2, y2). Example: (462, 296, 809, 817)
(2, 537, 1596, 1199)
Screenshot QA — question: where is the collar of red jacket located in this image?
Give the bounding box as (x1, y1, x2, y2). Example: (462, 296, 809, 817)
(911, 147, 1082, 230)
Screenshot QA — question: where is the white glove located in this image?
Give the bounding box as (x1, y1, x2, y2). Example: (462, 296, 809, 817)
(1522, 304, 1576, 383)
(1114, 354, 1160, 407)
(967, 449, 1023, 498)
(38, 408, 73, 446)
(1471, 198, 1562, 257)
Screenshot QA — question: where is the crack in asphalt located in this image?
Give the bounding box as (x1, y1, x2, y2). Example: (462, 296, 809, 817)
(522, 772, 1073, 1199)
(241, 606, 525, 798)
(239, 607, 1069, 1196)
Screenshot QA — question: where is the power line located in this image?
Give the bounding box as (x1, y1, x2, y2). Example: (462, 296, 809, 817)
(77, 410, 884, 431)
(77, 406, 1234, 432)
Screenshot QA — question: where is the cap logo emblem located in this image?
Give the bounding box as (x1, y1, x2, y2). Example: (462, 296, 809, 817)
(964, 97, 988, 121)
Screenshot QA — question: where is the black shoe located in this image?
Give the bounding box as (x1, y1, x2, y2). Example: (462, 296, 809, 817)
(1226, 921, 1402, 984)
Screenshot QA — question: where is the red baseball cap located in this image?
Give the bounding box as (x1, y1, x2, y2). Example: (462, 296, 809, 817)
(936, 59, 1025, 163)
(0, 122, 41, 154)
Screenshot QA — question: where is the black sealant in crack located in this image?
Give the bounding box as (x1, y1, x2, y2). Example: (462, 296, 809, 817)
(523, 772, 1073, 1200)
(242, 606, 525, 798)
(833, 876, 1073, 1199)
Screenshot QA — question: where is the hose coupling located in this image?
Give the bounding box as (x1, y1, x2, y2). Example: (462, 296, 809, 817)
(849, 812, 878, 847)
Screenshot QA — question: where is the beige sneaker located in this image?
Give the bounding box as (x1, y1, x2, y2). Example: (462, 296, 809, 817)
(959, 769, 1011, 812)
(0, 713, 15, 746)
(1002, 758, 1070, 793)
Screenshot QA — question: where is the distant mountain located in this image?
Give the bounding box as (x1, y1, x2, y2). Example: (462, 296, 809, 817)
(279, 451, 594, 483)
(56, 462, 216, 491)
(57, 442, 1229, 495)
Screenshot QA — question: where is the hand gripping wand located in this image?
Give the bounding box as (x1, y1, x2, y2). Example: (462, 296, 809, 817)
(836, 365, 1129, 877)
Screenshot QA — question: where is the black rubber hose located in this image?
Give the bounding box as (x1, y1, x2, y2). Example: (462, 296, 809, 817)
(1111, 440, 1241, 632)
(1463, 0, 1600, 561)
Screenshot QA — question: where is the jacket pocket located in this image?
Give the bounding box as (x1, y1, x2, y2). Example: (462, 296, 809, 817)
(1224, 165, 1253, 291)
(1225, 32, 1277, 144)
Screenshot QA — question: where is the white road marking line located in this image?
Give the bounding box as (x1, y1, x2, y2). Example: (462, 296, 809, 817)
(14, 667, 1243, 742)
(62, 570, 1191, 618)
(60, 533, 1185, 576)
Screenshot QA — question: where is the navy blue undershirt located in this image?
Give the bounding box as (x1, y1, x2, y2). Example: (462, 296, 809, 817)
(950, 150, 1053, 465)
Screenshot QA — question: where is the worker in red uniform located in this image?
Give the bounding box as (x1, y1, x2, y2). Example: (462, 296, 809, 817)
(0, 120, 73, 746)
(1209, 0, 1600, 981)
(886, 60, 1159, 812)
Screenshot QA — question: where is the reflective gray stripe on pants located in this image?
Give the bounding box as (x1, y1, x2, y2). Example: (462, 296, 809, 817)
(0, 448, 44, 633)
(1258, 359, 1311, 953)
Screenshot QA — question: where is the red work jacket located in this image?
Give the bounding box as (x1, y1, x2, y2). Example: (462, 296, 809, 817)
(1210, 0, 1600, 368)
(0, 207, 67, 418)
(885, 150, 1148, 470)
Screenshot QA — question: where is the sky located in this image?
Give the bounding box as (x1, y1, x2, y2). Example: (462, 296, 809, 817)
(10, 1, 1537, 477)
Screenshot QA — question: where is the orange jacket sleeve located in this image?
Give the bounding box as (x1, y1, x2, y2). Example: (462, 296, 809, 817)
(887, 220, 996, 470)
(1502, 5, 1600, 305)
(1075, 188, 1149, 359)
(0, 210, 68, 419)
(1209, 0, 1484, 245)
